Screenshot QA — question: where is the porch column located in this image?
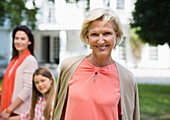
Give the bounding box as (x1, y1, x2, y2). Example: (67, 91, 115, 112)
(59, 30, 67, 63)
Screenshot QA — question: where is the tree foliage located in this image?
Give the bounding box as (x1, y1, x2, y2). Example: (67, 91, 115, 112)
(130, 28, 144, 60)
(131, 0, 170, 46)
(0, 0, 39, 30)
(0, 0, 6, 26)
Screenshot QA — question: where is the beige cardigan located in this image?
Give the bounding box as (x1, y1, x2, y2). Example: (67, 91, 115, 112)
(52, 56, 140, 120)
(11, 55, 38, 114)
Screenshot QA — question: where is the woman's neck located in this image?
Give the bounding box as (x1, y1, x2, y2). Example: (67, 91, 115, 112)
(87, 54, 114, 67)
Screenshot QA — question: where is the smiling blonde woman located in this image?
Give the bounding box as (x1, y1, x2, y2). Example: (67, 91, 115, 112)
(52, 8, 140, 120)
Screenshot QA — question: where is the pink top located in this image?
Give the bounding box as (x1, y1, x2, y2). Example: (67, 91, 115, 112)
(65, 58, 120, 120)
(21, 97, 53, 120)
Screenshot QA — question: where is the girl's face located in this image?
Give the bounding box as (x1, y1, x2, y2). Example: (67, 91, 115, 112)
(14, 30, 31, 55)
(87, 20, 117, 59)
(34, 75, 53, 96)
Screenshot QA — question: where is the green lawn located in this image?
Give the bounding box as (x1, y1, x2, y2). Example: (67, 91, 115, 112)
(0, 79, 170, 119)
(138, 84, 170, 120)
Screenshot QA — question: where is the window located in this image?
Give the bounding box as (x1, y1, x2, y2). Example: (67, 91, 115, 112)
(103, 0, 110, 7)
(48, 1, 55, 23)
(118, 37, 126, 60)
(53, 37, 60, 64)
(117, 0, 124, 10)
(149, 46, 158, 60)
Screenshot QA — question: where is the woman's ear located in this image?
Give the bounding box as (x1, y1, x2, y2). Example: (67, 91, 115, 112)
(116, 34, 119, 39)
(87, 35, 89, 40)
(114, 39, 117, 49)
(28, 41, 32, 45)
(86, 35, 90, 45)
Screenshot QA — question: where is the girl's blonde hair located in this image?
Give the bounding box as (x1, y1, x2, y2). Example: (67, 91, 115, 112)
(30, 68, 56, 120)
(80, 8, 123, 48)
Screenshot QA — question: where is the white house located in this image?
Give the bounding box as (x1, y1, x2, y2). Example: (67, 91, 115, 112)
(0, 0, 170, 69)
(34, 0, 135, 67)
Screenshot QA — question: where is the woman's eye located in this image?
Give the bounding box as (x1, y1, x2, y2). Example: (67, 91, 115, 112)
(14, 37, 19, 40)
(103, 32, 111, 35)
(91, 33, 98, 36)
(21, 38, 26, 40)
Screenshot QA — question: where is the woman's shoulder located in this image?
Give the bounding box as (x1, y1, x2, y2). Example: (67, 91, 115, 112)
(25, 55, 37, 60)
(23, 55, 37, 63)
(115, 61, 136, 84)
(116, 62, 132, 74)
(63, 55, 85, 63)
(61, 55, 85, 67)
(21, 55, 38, 67)
(59, 55, 86, 73)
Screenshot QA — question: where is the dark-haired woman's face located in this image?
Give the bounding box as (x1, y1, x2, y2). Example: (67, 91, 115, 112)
(14, 30, 31, 55)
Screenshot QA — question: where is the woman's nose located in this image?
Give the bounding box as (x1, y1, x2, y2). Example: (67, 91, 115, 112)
(97, 35, 105, 44)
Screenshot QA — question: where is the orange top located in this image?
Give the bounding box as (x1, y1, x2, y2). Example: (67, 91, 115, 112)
(65, 58, 120, 120)
(1, 49, 31, 112)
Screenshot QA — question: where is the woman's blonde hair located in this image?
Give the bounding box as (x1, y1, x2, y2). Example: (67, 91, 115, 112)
(80, 8, 123, 48)
(30, 68, 56, 120)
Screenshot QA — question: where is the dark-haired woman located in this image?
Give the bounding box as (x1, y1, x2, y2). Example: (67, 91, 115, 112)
(0, 25, 38, 119)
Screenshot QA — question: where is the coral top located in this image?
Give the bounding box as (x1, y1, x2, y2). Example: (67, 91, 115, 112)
(65, 58, 120, 120)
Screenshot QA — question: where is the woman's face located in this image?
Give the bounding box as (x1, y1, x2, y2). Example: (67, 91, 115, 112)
(14, 30, 31, 55)
(34, 75, 52, 96)
(87, 20, 117, 59)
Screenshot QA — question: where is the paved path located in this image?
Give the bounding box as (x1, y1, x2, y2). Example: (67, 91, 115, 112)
(129, 68, 170, 85)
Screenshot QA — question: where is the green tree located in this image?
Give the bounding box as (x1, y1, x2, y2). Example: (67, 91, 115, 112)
(130, 28, 144, 60)
(0, 0, 6, 26)
(0, 0, 39, 30)
(130, 0, 170, 46)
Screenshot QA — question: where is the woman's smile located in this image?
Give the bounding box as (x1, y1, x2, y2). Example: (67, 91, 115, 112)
(95, 45, 109, 50)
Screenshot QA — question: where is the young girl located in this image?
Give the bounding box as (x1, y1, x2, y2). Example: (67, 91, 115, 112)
(9, 67, 56, 120)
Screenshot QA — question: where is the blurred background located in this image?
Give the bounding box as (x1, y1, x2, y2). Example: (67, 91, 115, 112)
(0, 0, 170, 119)
(0, 0, 170, 72)
(0, 0, 170, 69)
